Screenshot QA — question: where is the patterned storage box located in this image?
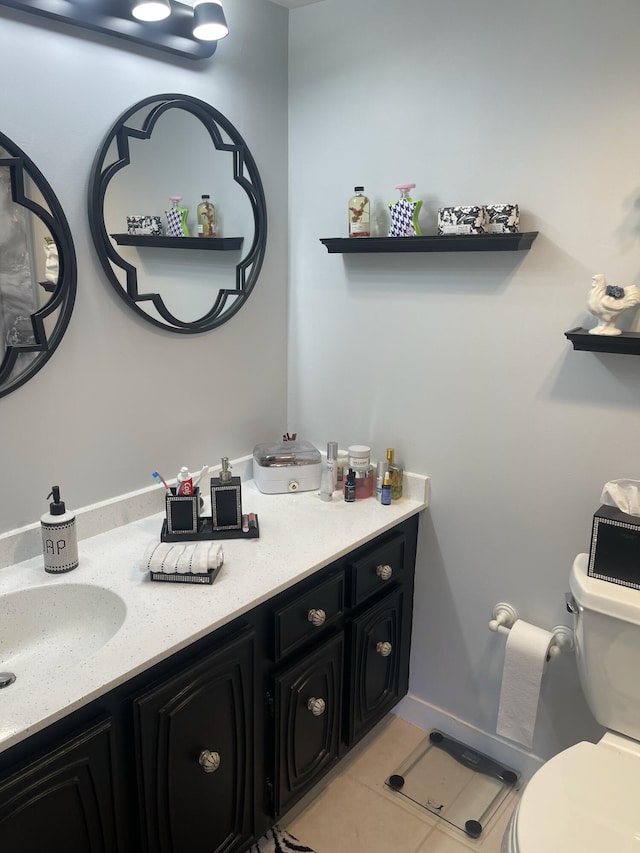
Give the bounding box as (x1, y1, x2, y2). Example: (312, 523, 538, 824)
(438, 206, 487, 235)
(126, 215, 163, 236)
(485, 204, 520, 234)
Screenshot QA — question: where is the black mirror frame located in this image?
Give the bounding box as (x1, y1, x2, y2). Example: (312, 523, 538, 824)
(0, 131, 77, 399)
(87, 94, 268, 335)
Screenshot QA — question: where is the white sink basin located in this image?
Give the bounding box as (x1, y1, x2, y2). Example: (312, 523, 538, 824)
(0, 583, 126, 685)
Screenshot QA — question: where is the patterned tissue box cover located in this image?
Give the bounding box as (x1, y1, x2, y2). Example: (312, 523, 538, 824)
(485, 204, 520, 233)
(438, 206, 487, 235)
(126, 215, 163, 236)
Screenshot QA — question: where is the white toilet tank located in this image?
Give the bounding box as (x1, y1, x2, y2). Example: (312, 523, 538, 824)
(570, 555, 640, 741)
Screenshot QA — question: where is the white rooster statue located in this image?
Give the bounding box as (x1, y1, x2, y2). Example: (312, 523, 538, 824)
(587, 274, 640, 336)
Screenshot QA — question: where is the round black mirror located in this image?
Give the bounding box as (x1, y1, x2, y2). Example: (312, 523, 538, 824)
(88, 94, 267, 334)
(0, 131, 77, 399)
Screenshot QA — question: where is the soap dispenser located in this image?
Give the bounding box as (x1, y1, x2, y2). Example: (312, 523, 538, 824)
(41, 485, 79, 573)
(210, 457, 242, 531)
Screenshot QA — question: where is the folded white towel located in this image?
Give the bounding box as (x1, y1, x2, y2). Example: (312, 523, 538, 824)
(141, 541, 224, 575)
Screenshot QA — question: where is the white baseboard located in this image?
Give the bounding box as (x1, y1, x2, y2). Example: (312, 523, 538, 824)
(393, 693, 544, 782)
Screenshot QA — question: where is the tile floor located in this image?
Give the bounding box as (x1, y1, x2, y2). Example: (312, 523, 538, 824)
(281, 715, 520, 853)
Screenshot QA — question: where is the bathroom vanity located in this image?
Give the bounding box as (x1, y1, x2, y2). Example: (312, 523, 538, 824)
(0, 476, 427, 852)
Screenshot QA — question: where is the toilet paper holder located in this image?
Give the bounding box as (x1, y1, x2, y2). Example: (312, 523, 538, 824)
(489, 602, 575, 659)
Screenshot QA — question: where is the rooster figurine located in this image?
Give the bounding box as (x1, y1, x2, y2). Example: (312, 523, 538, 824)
(587, 274, 640, 336)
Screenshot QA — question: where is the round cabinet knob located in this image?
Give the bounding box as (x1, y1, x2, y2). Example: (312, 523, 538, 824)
(307, 608, 326, 627)
(376, 641, 393, 657)
(376, 564, 393, 581)
(199, 750, 221, 773)
(288, 480, 299, 492)
(307, 697, 326, 716)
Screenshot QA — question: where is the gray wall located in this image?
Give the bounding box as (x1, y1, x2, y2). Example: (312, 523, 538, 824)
(287, 0, 640, 769)
(0, 0, 289, 532)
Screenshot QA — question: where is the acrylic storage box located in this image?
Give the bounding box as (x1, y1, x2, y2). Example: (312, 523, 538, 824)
(253, 439, 322, 494)
(588, 504, 640, 590)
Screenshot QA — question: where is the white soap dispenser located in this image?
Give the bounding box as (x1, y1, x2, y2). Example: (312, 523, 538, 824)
(41, 485, 79, 574)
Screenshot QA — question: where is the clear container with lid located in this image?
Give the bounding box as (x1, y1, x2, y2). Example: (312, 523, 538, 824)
(348, 444, 371, 469)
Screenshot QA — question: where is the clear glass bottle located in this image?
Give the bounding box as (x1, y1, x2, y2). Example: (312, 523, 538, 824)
(196, 193, 216, 237)
(348, 186, 370, 237)
(386, 447, 403, 500)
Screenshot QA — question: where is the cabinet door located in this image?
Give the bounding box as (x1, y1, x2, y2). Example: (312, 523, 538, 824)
(273, 632, 343, 816)
(134, 627, 254, 853)
(347, 588, 405, 746)
(0, 717, 120, 853)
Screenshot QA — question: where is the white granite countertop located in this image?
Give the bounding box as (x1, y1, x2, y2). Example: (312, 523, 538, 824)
(0, 471, 428, 755)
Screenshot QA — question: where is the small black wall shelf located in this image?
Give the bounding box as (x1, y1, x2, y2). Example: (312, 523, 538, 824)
(320, 233, 538, 254)
(111, 234, 243, 251)
(565, 327, 640, 355)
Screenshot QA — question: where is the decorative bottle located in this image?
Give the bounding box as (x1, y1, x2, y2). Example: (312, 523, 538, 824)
(41, 486, 79, 574)
(386, 447, 403, 500)
(165, 196, 190, 237)
(388, 183, 422, 237)
(196, 194, 216, 237)
(210, 457, 242, 530)
(348, 186, 370, 237)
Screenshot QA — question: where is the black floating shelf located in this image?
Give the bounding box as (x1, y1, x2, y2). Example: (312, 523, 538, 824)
(320, 232, 538, 254)
(565, 327, 640, 355)
(111, 234, 243, 251)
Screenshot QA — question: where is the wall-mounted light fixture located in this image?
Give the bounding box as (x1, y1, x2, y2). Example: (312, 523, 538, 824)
(0, 0, 227, 60)
(132, 0, 172, 22)
(192, 0, 228, 41)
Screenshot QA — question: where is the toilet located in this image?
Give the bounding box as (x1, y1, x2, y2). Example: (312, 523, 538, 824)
(502, 553, 640, 852)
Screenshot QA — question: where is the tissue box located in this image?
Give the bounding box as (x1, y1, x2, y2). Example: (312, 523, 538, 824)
(588, 505, 640, 590)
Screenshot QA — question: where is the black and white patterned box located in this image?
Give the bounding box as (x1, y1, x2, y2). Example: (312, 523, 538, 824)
(438, 206, 487, 235)
(126, 215, 163, 236)
(485, 204, 520, 233)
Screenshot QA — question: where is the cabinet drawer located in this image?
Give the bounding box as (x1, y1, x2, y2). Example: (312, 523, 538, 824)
(348, 533, 405, 607)
(274, 571, 344, 661)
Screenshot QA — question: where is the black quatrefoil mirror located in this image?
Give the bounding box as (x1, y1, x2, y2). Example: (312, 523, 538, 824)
(0, 131, 77, 399)
(88, 94, 267, 334)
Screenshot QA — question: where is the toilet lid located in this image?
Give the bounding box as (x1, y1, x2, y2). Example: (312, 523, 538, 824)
(517, 741, 640, 852)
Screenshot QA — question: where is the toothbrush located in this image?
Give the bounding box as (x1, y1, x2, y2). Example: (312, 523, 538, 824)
(152, 471, 171, 494)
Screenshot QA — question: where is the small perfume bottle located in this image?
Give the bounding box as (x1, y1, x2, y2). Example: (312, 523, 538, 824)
(386, 447, 403, 500)
(375, 459, 389, 502)
(381, 472, 392, 505)
(196, 194, 216, 237)
(165, 196, 189, 237)
(344, 468, 356, 502)
(388, 183, 422, 237)
(210, 457, 242, 530)
(348, 186, 370, 237)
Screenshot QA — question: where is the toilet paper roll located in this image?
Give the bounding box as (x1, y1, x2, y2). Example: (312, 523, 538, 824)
(496, 620, 554, 749)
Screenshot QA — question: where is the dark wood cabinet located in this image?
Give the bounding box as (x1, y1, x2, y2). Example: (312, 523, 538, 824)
(0, 717, 121, 853)
(347, 588, 405, 746)
(272, 632, 343, 816)
(0, 515, 419, 853)
(134, 627, 255, 853)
